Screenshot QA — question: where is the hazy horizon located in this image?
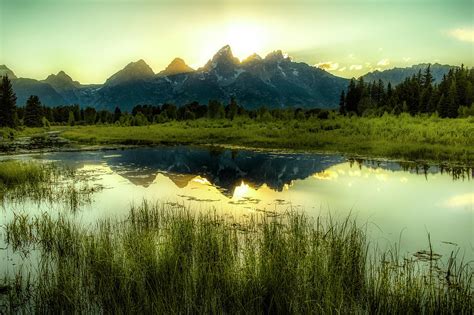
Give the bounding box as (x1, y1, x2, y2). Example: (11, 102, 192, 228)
(1, 0, 473, 84)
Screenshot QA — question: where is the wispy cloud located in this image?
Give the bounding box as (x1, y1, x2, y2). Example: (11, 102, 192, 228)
(369, 67, 382, 72)
(377, 58, 390, 66)
(448, 28, 474, 42)
(315, 61, 339, 71)
(338, 67, 346, 72)
(403, 57, 411, 62)
(349, 64, 362, 70)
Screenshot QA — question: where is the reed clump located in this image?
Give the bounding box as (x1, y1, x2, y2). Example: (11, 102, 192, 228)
(2, 201, 473, 314)
(0, 160, 101, 211)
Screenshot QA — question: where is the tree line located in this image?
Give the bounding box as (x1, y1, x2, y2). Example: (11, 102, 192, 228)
(339, 65, 474, 117)
(1, 66, 473, 129)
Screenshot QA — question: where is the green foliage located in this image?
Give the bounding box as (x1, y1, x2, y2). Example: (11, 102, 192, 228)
(24, 95, 44, 127)
(132, 112, 149, 126)
(83, 107, 97, 125)
(458, 103, 474, 117)
(59, 115, 474, 164)
(0, 160, 48, 189)
(0, 75, 18, 128)
(68, 111, 75, 126)
(344, 65, 474, 118)
(154, 111, 169, 124)
(113, 106, 122, 122)
(208, 100, 225, 119)
(226, 96, 239, 120)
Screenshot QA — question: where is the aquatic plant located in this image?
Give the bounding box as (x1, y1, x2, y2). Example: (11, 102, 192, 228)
(2, 201, 472, 313)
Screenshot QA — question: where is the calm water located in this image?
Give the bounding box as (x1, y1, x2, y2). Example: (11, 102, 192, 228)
(1, 146, 473, 276)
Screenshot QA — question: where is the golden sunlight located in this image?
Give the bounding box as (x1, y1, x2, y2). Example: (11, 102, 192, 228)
(226, 22, 266, 60)
(232, 180, 252, 199)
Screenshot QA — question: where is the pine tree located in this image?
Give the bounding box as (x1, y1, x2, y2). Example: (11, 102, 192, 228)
(345, 79, 358, 114)
(437, 94, 448, 118)
(208, 100, 224, 119)
(68, 111, 75, 126)
(338, 91, 346, 114)
(0, 75, 18, 128)
(24, 95, 43, 127)
(226, 97, 238, 120)
(114, 106, 122, 122)
(422, 64, 434, 88)
(376, 79, 385, 105)
(447, 80, 459, 118)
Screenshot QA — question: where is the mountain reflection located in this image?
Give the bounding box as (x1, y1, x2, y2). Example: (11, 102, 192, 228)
(103, 147, 345, 193)
(42, 146, 472, 194)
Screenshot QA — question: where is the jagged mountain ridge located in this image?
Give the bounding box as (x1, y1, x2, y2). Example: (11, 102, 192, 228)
(5, 46, 350, 110)
(3, 47, 459, 110)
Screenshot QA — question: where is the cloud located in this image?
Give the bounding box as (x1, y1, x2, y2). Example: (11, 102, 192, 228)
(377, 58, 390, 66)
(448, 28, 474, 42)
(403, 57, 411, 62)
(349, 64, 362, 70)
(315, 61, 339, 71)
(369, 67, 382, 72)
(338, 67, 346, 72)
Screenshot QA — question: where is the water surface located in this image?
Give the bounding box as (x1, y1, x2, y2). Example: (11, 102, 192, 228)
(1, 146, 472, 270)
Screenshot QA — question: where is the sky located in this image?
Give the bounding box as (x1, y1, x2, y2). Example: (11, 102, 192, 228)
(1, 0, 473, 84)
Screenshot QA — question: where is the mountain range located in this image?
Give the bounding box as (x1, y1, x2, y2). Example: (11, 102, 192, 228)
(362, 63, 455, 86)
(0, 47, 456, 111)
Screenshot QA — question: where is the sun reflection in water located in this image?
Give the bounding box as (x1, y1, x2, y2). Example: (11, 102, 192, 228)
(232, 181, 252, 200)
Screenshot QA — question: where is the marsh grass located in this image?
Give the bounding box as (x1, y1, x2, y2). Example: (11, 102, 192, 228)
(0, 160, 102, 211)
(60, 115, 474, 165)
(0, 160, 51, 189)
(2, 201, 472, 313)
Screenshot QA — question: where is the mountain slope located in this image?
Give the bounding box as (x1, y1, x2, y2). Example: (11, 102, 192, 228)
(104, 59, 155, 86)
(0, 65, 17, 79)
(12, 78, 66, 106)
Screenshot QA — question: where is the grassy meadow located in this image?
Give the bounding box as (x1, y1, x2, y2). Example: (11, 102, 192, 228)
(55, 114, 474, 165)
(2, 201, 472, 313)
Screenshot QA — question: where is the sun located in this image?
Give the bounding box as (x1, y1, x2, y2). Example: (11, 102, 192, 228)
(225, 23, 265, 61)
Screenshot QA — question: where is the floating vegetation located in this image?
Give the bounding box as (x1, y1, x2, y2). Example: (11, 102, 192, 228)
(1, 201, 471, 313)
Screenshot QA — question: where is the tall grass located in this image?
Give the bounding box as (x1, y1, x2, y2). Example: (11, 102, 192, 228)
(0, 160, 50, 189)
(2, 201, 472, 313)
(0, 160, 101, 211)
